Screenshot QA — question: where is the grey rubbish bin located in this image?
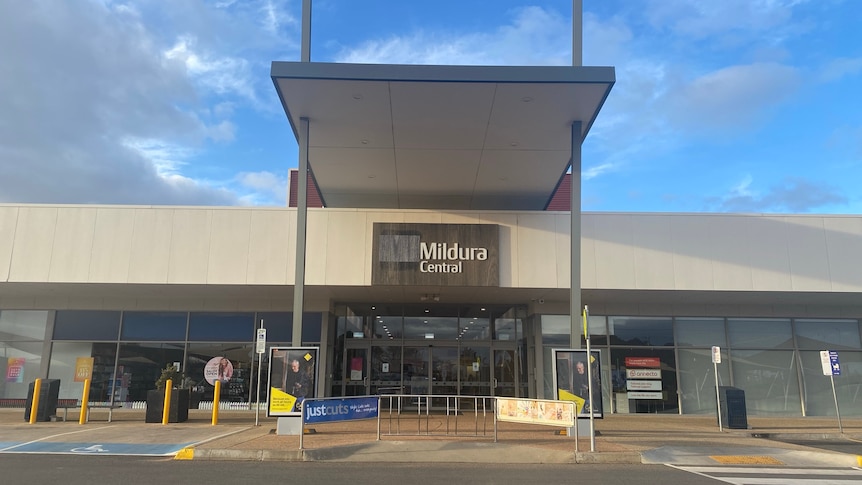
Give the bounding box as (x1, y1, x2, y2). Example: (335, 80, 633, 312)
(24, 379, 61, 422)
(718, 386, 748, 429)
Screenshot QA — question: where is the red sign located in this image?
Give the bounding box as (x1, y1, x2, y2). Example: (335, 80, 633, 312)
(625, 357, 661, 368)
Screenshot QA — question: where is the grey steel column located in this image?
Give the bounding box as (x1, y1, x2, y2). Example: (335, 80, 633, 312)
(301, 0, 312, 62)
(292, 118, 309, 346)
(570, 122, 582, 348)
(572, 0, 582, 66)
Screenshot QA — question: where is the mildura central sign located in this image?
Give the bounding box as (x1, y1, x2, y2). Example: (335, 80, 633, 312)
(372, 223, 499, 286)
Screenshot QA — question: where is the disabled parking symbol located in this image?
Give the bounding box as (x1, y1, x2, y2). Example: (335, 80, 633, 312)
(71, 444, 108, 453)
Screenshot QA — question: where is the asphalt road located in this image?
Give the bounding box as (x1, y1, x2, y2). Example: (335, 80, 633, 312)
(0, 456, 717, 484)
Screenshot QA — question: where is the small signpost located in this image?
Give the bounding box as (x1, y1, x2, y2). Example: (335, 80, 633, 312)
(820, 350, 843, 433)
(712, 346, 722, 431)
(254, 324, 267, 426)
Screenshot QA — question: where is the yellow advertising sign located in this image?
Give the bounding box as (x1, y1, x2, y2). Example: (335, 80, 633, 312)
(74, 357, 94, 382)
(558, 388, 585, 414)
(496, 397, 575, 427)
(269, 386, 297, 414)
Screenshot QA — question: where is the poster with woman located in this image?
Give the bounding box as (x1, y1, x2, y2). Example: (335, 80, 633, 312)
(204, 356, 234, 385)
(267, 347, 318, 417)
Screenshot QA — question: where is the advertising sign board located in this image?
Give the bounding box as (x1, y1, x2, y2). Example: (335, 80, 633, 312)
(552, 349, 603, 418)
(303, 397, 379, 424)
(267, 347, 319, 417)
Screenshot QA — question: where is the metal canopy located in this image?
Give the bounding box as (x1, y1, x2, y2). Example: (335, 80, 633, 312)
(272, 62, 614, 210)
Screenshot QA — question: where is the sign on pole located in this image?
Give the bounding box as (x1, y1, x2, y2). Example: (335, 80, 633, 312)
(820, 350, 843, 433)
(711, 346, 721, 364)
(820, 350, 840, 376)
(256, 328, 267, 354)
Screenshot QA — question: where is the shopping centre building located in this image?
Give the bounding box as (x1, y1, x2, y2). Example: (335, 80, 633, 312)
(2, 3, 862, 418)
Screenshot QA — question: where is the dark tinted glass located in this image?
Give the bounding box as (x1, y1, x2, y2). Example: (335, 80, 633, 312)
(121, 312, 187, 341)
(53, 311, 120, 340)
(188, 313, 254, 341)
(609, 317, 673, 346)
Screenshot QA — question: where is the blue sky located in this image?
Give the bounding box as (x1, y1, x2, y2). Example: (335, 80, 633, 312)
(1, 0, 860, 213)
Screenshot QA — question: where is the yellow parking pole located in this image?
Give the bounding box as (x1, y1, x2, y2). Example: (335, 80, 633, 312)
(28, 378, 42, 424)
(212, 380, 221, 425)
(79, 379, 91, 424)
(162, 379, 173, 425)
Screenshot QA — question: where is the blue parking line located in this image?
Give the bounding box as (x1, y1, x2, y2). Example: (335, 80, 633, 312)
(1, 441, 194, 456)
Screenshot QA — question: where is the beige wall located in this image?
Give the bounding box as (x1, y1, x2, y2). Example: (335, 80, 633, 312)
(2, 204, 861, 294)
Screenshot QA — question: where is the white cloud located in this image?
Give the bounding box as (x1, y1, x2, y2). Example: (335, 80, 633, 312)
(710, 176, 848, 212)
(336, 6, 571, 66)
(665, 63, 801, 134)
(0, 0, 297, 206)
(820, 57, 862, 83)
(237, 171, 287, 205)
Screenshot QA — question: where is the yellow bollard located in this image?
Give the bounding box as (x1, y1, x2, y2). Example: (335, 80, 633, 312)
(212, 380, 221, 425)
(28, 378, 42, 424)
(162, 379, 173, 425)
(79, 378, 91, 424)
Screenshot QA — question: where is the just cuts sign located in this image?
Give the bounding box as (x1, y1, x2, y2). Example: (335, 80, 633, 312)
(372, 223, 499, 286)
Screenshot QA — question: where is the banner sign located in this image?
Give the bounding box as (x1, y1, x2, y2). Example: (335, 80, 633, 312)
(625, 357, 660, 368)
(820, 350, 841, 376)
(552, 349, 603, 418)
(74, 357, 94, 383)
(303, 397, 379, 424)
(626, 369, 661, 379)
(267, 347, 319, 417)
(372, 223, 499, 286)
(6, 357, 25, 383)
(496, 397, 574, 427)
(626, 380, 662, 391)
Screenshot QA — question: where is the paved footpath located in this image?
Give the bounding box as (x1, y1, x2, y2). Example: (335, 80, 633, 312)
(2, 409, 861, 466)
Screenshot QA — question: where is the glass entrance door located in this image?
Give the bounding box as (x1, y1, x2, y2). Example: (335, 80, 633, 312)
(493, 348, 517, 397)
(344, 346, 369, 396)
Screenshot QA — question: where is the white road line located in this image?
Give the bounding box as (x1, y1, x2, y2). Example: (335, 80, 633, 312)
(0, 425, 114, 452)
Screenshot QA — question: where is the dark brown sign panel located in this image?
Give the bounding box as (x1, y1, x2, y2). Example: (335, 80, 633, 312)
(372, 223, 499, 286)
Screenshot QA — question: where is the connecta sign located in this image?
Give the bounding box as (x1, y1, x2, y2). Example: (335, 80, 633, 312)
(372, 223, 499, 286)
(303, 396, 379, 424)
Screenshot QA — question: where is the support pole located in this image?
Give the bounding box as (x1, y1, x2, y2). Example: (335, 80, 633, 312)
(212, 380, 221, 426)
(715, 361, 722, 432)
(585, 306, 595, 452)
(292, 118, 310, 347)
(830, 376, 843, 434)
(569, 121, 582, 350)
(79, 378, 91, 425)
(162, 379, 173, 425)
(28, 378, 42, 424)
(572, 0, 583, 66)
(301, 0, 312, 62)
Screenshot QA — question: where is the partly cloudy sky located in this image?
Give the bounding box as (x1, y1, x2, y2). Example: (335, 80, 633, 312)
(1, 0, 860, 213)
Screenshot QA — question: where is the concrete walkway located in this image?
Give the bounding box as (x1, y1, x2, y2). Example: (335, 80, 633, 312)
(3, 409, 861, 466)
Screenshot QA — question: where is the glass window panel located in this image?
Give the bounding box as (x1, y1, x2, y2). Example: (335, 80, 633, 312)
(0, 310, 49, 341)
(676, 318, 727, 347)
(541, 315, 571, 346)
(301, 312, 322, 344)
(0, 341, 44, 399)
(188, 313, 254, 342)
(257, 312, 292, 342)
(609, 317, 673, 346)
(373, 316, 401, 340)
(404, 316, 457, 340)
(678, 348, 731, 414)
(729, 349, 800, 416)
(117, 342, 186, 402)
(121, 312, 187, 341)
(609, 348, 677, 414)
(53, 311, 120, 341)
(728, 319, 792, 348)
(799, 350, 862, 417)
(48, 342, 117, 402)
(494, 317, 517, 341)
(795, 319, 861, 350)
(187, 343, 254, 403)
(460, 316, 490, 341)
